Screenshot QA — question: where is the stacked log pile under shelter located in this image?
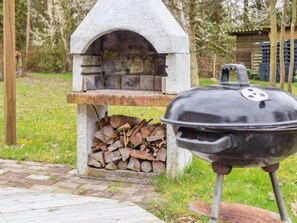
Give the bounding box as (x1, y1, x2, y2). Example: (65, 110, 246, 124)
(88, 115, 167, 173)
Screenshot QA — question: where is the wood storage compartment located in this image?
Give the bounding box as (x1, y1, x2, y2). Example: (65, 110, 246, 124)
(88, 115, 167, 174)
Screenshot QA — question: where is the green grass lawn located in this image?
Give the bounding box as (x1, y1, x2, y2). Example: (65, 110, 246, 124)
(0, 74, 76, 164)
(0, 74, 296, 222)
(0, 73, 165, 165)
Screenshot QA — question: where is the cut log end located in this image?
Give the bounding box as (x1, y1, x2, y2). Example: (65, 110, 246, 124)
(141, 161, 153, 173)
(152, 162, 166, 174)
(88, 156, 102, 168)
(118, 161, 128, 170)
(128, 158, 141, 172)
(105, 162, 118, 170)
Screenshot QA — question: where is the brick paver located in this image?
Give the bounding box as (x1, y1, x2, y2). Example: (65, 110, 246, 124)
(29, 185, 59, 192)
(53, 181, 82, 189)
(26, 174, 51, 180)
(0, 159, 160, 208)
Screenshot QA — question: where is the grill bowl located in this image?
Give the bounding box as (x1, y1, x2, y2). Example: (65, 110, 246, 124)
(162, 64, 297, 168)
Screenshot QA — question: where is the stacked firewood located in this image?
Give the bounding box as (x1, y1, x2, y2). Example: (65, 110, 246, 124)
(88, 114, 167, 173)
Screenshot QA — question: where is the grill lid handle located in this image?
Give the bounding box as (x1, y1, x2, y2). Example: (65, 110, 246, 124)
(176, 131, 236, 154)
(220, 64, 250, 87)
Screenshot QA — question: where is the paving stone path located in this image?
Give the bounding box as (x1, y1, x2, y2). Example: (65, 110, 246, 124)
(0, 159, 161, 209)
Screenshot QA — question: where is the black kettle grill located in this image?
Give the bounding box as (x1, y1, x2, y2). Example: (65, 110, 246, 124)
(161, 64, 297, 223)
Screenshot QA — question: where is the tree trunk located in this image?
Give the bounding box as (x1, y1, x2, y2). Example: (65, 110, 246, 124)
(25, 0, 31, 59)
(288, 0, 296, 93)
(211, 0, 221, 24)
(0, 41, 3, 81)
(213, 54, 217, 78)
(244, 0, 249, 27)
(175, 0, 187, 31)
(269, 0, 277, 87)
(166, 0, 187, 30)
(279, 0, 287, 90)
(256, 0, 263, 10)
(47, 0, 55, 47)
(189, 0, 199, 87)
(53, 0, 71, 71)
(167, 0, 199, 87)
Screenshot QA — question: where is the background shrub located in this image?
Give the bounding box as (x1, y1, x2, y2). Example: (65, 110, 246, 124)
(26, 46, 71, 73)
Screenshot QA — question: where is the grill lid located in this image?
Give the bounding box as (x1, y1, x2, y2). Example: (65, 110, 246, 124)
(161, 64, 297, 131)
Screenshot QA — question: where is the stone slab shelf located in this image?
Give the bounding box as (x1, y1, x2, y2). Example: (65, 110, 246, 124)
(67, 90, 175, 107)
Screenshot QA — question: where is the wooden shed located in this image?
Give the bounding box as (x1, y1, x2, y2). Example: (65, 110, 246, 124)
(229, 26, 297, 70)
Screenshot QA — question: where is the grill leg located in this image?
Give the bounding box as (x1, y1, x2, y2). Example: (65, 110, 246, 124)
(263, 164, 291, 223)
(210, 163, 232, 223)
(210, 174, 224, 223)
(269, 172, 291, 223)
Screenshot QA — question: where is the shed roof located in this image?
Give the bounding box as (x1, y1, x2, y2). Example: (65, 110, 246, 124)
(228, 26, 297, 36)
(228, 28, 269, 36)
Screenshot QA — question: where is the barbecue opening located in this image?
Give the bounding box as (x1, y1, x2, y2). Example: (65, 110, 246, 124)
(81, 30, 168, 91)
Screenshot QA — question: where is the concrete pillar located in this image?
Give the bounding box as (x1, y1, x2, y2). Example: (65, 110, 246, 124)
(73, 55, 84, 92)
(166, 125, 192, 175)
(165, 54, 191, 94)
(77, 104, 108, 174)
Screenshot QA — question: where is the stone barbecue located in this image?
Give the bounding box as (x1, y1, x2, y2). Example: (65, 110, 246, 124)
(67, 0, 192, 183)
